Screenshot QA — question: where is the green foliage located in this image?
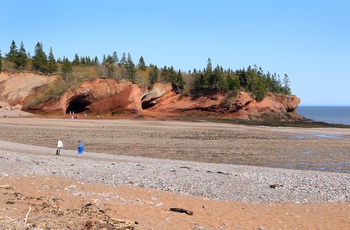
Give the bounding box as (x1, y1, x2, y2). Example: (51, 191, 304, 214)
(32, 42, 48, 73)
(126, 53, 136, 82)
(47, 47, 58, 74)
(282, 74, 291, 95)
(72, 54, 80, 66)
(193, 73, 209, 95)
(160, 66, 178, 84)
(61, 57, 72, 82)
(103, 54, 115, 78)
(112, 51, 119, 64)
(138, 56, 146, 71)
(6, 40, 17, 62)
(14, 42, 28, 69)
(148, 65, 159, 85)
(190, 61, 289, 100)
(119, 52, 127, 66)
(175, 70, 185, 88)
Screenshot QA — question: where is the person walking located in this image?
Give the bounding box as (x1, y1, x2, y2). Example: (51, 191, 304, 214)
(77, 141, 84, 155)
(56, 139, 63, 155)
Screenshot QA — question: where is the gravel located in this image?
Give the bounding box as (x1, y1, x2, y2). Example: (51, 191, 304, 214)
(2, 140, 350, 204)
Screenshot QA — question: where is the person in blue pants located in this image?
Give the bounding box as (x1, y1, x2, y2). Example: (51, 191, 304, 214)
(77, 141, 84, 155)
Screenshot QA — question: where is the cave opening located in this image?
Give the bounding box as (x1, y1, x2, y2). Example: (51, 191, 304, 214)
(66, 95, 92, 114)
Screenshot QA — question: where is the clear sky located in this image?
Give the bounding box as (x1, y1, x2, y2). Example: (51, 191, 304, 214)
(1, 0, 349, 105)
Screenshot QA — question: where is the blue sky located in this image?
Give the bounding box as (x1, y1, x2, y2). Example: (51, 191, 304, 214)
(1, 0, 349, 105)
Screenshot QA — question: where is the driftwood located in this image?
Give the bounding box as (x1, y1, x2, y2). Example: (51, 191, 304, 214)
(170, 207, 193, 215)
(25, 206, 32, 224)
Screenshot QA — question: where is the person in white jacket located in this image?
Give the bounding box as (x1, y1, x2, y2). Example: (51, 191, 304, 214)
(56, 139, 63, 155)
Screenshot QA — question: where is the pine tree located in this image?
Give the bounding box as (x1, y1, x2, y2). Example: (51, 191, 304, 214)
(94, 56, 99, 64)
(103, 55, 115, 78)
(14, 42, 28, 69)
(112, 51, 119, 64)
(32, 42, 48, 73)
(119, 52, 127, 66)
(61, 57, 72, 82)
(148, 65, 159, 85)
(283, 74, 291, 95)
(47, 47, 58, 73)
(7, 40, 17, 61)
(72, 54, 80, 66)
(138, 56, 146, 71)
(175, 70, 185, 88)
(206, 58, 212, 74)
(6, 40, 18, 62)
(126, 53, 136, 82)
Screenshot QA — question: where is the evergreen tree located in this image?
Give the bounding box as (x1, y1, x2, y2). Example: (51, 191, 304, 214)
(6, 40, 17, 62)
(103, 55, 115, 78)
(160, 66, 169, 82)
(250, 75, 266, 101)
(175, 70, 185, 89)
(85, 56, 91, 66)
(193, 73, 209, 95)
(14, 42, 28, 69)
(138, 56, 146, 71)
(206, 58, 212, 74)
(209, 65, 222, 90)
(61, 57, 72, 82)
(168, 66, 177, 84)
(47, 47, 58, 73)
(0, 50, 3, 73)
(112, 51, 119, 64)
(283, 74, 291, 95)
(94, 56, 99, 64)
(119, 52, 127, 66)
(72, 53, 80, 66)
(148, 65, 159, 85)
(226, 73, 240, 91)
(32, 42, 48, 73)
(126, 53, 136, 82)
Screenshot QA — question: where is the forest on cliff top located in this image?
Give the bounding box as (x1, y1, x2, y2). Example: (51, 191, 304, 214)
(0, 40, 292, 101)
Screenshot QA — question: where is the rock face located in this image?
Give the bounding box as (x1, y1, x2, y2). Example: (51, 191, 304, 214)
(143, 84, 302, 121)
(36, 78, 143, 116)
(0, 72, 57, 108)
(0, 72, 302, 121)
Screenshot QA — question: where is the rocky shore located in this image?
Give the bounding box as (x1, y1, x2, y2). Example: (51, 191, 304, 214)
(2, 118, 350, 229)
(2, 139, 350, 204)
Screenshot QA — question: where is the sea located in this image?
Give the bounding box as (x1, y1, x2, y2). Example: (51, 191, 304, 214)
(297, 106, 350, 125)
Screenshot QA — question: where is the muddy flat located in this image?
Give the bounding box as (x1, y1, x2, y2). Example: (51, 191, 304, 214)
(1, 117, 350, 172)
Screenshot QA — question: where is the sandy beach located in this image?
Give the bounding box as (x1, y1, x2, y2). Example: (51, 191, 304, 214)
(1, 117, 350, 229)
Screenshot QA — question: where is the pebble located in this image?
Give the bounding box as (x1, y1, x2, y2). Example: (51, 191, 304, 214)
(1, 140, 350, 203)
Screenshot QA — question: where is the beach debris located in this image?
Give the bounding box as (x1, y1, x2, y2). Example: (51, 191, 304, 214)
(206, 171, 230, 175)
(0, 184, 12, 190)
(170, 207, 193, 215)
(270, 184, 283, 189)
(180, 166, 191, 169)
(24, 206, 32, 224)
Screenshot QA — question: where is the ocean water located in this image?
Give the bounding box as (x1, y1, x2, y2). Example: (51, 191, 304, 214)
(297, 106, 350, 125)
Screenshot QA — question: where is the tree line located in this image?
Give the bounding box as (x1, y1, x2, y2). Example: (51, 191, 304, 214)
(0, 40, 291, 101)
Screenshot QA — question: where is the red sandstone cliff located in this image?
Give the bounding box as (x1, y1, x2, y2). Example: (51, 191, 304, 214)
(0, 72, 302, 121)
(31, 78, 302, 121)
